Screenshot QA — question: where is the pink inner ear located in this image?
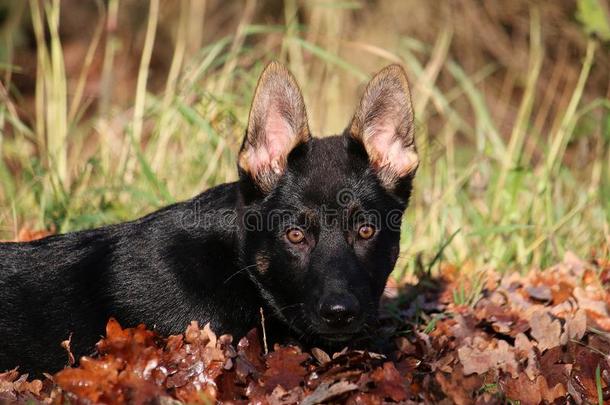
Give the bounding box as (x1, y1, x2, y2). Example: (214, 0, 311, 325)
(247, 106, 294, 176)
(367, 122, 418, 177)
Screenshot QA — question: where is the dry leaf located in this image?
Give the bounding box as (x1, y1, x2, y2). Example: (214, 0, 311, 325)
(458, 337, 518, 377)
(530, 310, 562, 351)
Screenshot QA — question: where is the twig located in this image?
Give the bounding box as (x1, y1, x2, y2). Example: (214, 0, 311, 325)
(60, 332, 75, 366)
(260, 307, 268, 355)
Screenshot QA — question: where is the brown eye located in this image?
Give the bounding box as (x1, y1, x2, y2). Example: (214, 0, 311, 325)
(358, 224, 375, 240)
(286, 228, 305, 244)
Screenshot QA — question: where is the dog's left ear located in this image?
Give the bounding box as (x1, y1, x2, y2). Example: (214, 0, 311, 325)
(348, 64, 419, 193)
(239, 61, 311, 194)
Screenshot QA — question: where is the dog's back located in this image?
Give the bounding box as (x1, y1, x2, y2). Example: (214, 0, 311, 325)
(0, 182, 259, 374)
(1, 230, 115, 372)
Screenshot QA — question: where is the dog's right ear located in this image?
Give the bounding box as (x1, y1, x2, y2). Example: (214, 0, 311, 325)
(238, 61, 311, 194)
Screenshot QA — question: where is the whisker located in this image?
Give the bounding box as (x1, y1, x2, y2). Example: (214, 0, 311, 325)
(277, 303, 304, 313)
(276, 303, 307, 338)
(223, 263, 258, 284)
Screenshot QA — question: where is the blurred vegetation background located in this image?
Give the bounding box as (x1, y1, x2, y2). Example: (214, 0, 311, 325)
(0, 0, 609, 281)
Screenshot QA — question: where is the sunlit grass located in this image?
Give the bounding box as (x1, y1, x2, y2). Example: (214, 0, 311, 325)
(0, 1, 608, 279)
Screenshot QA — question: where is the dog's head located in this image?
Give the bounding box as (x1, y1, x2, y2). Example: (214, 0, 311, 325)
(237, 62, 418, 343)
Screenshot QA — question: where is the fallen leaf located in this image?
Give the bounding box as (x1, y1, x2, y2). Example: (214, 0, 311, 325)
(368, 362, 408, 402)
(311, 347, 331, 365)
(458, 337, 518, 377)
(530, 310, 562, 351)
(501, 372, 566, 405)
(301, 380, 358, 405)
(565, 308, 587, 340)
(262, 345, 310, 393)
(525, 285, 552, 301)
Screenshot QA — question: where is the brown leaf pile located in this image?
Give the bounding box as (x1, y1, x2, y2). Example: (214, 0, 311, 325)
(425, 252, 610, 404)
(1, 253, 609, 404)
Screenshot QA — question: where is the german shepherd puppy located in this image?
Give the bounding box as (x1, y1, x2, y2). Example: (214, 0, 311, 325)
(0, 62, 418, 375)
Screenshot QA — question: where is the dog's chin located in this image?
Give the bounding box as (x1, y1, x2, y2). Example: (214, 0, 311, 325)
(280, 312, 375, 348)
(310, 324, 366, 346)
(308, 331, 366, 352)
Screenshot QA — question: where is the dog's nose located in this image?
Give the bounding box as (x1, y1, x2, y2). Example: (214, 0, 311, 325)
(319, 294, 360, 328)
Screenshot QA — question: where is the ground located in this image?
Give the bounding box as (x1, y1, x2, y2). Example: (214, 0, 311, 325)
(2, 253, 609, 404)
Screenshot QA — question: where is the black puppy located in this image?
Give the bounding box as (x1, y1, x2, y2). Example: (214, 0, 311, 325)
(0, 62, 418, 375)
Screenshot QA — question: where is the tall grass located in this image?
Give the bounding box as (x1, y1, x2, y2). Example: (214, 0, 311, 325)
(0, 0, 608, 278)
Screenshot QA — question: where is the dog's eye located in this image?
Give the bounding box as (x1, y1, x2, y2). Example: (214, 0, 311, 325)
(358, 224, 375, 240)
(286, 228, 305, 244)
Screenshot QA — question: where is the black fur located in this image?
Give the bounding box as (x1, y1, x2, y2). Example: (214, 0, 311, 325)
(0, 63, 417, 375)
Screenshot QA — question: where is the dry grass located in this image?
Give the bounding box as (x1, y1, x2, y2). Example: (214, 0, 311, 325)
(0, 0, 609, 276)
